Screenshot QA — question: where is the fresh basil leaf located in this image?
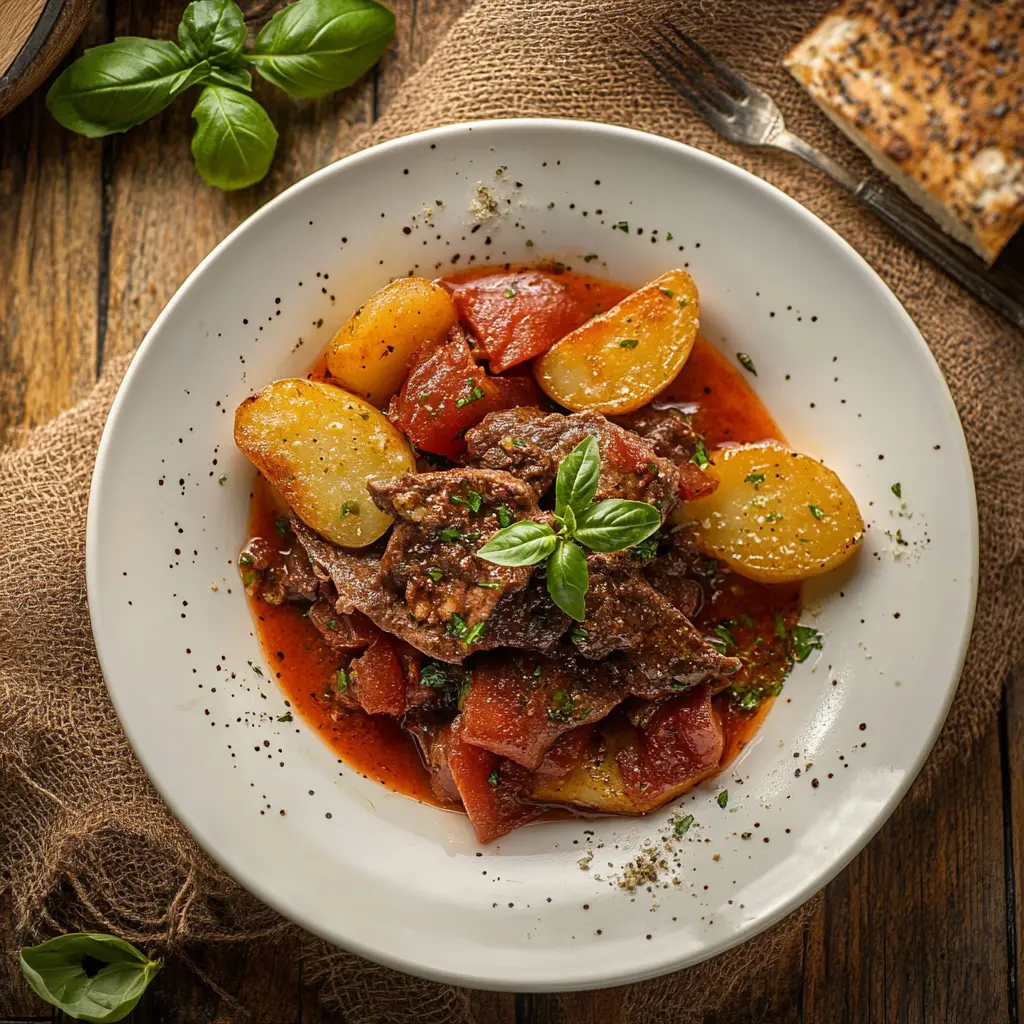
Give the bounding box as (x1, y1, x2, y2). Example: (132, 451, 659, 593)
(20, 933, 162, 1023)
(573, 499, 661, 552)
(179, 0, 247, 65)
(476, 521, 556, 566)
(546, 539, 588, 622)
(47, 40, 210, 138)
(555, 435, 599, 518)
(204, 65, 253, 91)
(559, 503, 577, 535)
(248, 0, 396, 100)
(190, 86, 278, 190)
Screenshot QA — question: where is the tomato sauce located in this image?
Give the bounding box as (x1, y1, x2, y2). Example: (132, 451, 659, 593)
(245, 266, 800, 811)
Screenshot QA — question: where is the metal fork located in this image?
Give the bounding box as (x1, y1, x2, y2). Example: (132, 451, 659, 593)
(644, 24, 1024, 329)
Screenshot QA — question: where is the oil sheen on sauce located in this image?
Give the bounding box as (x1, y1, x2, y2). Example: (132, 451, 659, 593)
(244, 267, 799, 811)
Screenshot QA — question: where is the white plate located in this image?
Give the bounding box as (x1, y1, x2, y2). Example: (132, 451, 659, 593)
(87, 120, 977, 991)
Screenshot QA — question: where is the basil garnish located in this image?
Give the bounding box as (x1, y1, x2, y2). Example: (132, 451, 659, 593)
(20, 933, 162, 1022)
(46, 0, 393, 190)
(248, 0, 396, 99)
(476, 436, 662, 621)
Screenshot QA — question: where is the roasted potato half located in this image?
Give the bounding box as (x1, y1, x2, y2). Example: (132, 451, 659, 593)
(679, 442, 864, 583)
(234, 378, 415, 548)
(530, 718, 719, 814)
(326, 277, 458, 407)
(533, 269, 699, 414)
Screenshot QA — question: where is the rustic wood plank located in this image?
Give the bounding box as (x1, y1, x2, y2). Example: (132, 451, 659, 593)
(0, 0, 108, 446)
(801, 726, 1009, 1024)
(1002, 668, 1024, 1023)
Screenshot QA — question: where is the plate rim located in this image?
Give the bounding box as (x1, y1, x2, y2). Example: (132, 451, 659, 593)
(86, 117, 980, 991)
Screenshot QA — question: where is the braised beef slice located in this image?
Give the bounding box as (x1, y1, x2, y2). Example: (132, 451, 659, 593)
(484, 573, 570, 653)
(574, 568, 737, 694)
(404, 714, 463, 806)
(612, 406, 718, 501)
(640, 530, 703, 619)
(368, 468, 544, 632)
(290, 471, 557, 664)
(283, 544, 320, 602)
(463, 408, 680, 519)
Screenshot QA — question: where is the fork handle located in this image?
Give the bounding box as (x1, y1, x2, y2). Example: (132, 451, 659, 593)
(852, 180, 1024, 328)
(774, 131, 1024, 328)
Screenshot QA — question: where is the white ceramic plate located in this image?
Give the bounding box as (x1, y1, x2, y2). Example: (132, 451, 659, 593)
(87, 120, 977, 991)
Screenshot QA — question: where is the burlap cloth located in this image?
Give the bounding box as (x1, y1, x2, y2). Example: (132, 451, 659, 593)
(2, 1, 1023, 1019)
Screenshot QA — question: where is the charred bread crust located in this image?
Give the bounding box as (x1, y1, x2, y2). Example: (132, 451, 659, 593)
(784, 1, 1023, 263)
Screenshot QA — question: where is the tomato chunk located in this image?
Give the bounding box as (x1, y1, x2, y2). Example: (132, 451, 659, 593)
(445, 271, 590, 372)
(446, 719, 541, 843)
(677, 462, 719, 501)
(389, 327, 542, 458)
(616, 687, 724, 802)
(460, 652, 625, 770)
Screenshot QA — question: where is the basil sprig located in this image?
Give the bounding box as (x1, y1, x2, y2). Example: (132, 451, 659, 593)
(476, 436, 661, 621)
(46, 0, 394, 190)
(20, 933, 162, 1022)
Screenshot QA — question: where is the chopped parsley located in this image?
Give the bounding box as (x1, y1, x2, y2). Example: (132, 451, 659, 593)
(340, 499, 361, 518)
(547, 689, 575, 723)
(419, 662, 448, 690)
(615, 220, 629, 232)
(447, 613, 468, 640)
(618, 338, 639, 349)
(487, 768, 501, 787)
(666, 232, 674, 240)
(511, 438, 529, 448)
(717, 790, 728, 808)
(774, 611, 787, 639)
(238, 552, 255, 567)
(326, 618, 338, 631)
(745, 472, 765, 487)
(455, 379, 486, 408)
(791, 624, 824, 662)
(895, 529, 908, 546)
(449, 489, 483, 513)
(426, 567, 444, 582)
(438, 527, 464, 543)
(475, 580, 502, 589)
(672, 813, 694, 836)
(631, 535, 659, 561)
(335, 668, 348, 693)
(891, 482, 902, 498)
(808, 504, 825, 519)
(458, 677, 472, 710)
(709, 623, 736, 653)
(765, 511, 784, 522)
(678, 297, 689, 309)
(218, 474, 227, 485)
(277, 711, 293, 723)
(734, 689, 762, 711)
(496, 504, 515, 529)
(583, 253, 599, 262)
(274, 516, 290, 536)
(464, 620, 487, 646)
(570, 626, 589, 645)
(690, 439, 710, 469)
(505, 286, 517, 298)
(659, 287, 675, 298)
(736, 352, 757, 376)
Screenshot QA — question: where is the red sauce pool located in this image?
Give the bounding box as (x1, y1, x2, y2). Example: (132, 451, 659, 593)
(246, 267, 800, 810)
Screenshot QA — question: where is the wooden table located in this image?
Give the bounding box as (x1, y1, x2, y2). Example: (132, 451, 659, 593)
(2, 3, 1021, 1021)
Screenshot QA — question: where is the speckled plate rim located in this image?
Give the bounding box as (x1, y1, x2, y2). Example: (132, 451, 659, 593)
(87, 118, 978, 991)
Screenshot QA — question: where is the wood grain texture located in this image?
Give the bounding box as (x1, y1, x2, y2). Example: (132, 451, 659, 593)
(0, 0, 49, 77)
(0, 1, 1021, 1023)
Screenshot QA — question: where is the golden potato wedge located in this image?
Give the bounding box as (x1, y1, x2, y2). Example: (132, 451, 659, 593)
(234, 378, 415, 548)
(326, 277, 457, 407)
(533, 269, 699, 414)
(678, 442, 864, 583)
(530, 719, 719, 814)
